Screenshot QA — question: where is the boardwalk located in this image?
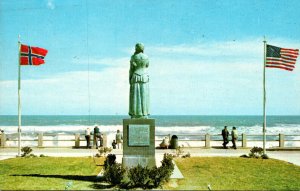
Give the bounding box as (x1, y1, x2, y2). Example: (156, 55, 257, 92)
(1, 147, 299, 166)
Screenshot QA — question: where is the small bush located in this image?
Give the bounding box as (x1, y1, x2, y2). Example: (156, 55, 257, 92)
(103, 153, 174, 189)
(104, 154, 116, 169)
(98, 147, 112, 157)
(175, 146, 184, 157)
(29, 154, 37, 158)
(151, 153, 174, 188)
(246, 147, 269, 159)
(40, 154, 46, 157)
(103, 163, 126, 185)
(182, 152, 191, 158)
(250, 147, 263, 158)
(127, 164, 152, 189)
(21, 146, 32, 157)
(240, 154, 249, 158)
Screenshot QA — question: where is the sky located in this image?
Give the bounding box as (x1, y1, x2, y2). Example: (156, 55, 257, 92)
(0, 0, 300, 115)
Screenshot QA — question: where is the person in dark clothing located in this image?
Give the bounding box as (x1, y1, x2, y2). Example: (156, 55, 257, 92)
(112, 140, 117, 149)
(94, 125, 101, 149)
(222, 126, 229, 149)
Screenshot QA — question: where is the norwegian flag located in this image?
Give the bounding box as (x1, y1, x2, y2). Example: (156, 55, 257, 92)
(20, 44, 48, 65)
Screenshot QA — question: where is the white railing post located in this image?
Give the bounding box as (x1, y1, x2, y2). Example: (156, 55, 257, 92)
(205, 134, 210, 148)
(242, 133, 247, 148)
(279, 134, 285, 148)
(1, 133, 6, 147)
(103, 134, 107, 147)
(75, 133, 80, 148)
(38, 132, 43, 147)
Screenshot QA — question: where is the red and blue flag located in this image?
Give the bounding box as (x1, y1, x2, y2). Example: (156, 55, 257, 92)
(266, 44, 299, 71)
(19, 44, 48, 66)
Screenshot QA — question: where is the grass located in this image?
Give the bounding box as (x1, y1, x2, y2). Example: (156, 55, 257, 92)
(167, 157, 300, 190)
(0, 156, 299, 190)
(0, 157, 105, 190)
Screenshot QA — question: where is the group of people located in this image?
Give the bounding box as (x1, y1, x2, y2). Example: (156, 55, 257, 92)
(159, 136, 170, 149)
(86, 125, 239, 150)
(112, 129, 123, 149)
(84, 125, 123, 149)
(221, 126, 238, 149)
(84, 126, 103, 149)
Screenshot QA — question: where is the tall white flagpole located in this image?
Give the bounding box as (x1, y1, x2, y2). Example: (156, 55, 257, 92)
(263, 37, 267, 155)
(18, 35, 22, 156)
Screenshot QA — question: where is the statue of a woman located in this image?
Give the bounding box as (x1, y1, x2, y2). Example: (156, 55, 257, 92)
(129, 43, 150, 118)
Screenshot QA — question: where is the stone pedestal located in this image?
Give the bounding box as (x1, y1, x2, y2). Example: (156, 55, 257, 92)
(122, 118, 156, 168)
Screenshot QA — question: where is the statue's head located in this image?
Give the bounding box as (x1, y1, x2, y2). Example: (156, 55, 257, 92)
(135, 43, 144, 53)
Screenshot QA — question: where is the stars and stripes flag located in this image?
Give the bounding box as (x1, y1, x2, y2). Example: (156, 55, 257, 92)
(266, 44, 299, 71)
(19, 44, 48, 66)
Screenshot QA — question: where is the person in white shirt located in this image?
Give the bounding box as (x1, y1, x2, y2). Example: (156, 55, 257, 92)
(85, 127, 91, 149)
(115, 130, 123, 149)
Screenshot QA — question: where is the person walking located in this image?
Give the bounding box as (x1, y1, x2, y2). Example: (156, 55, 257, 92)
(115, 130, 123, 149)
(94, 125, 101, 149)
(85, 127, 91, 149)
(231, 126, 238, 149)
(222, 126, 229, 149)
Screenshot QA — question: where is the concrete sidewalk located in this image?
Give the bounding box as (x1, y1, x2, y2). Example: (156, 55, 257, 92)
(1, 147, 299, 166)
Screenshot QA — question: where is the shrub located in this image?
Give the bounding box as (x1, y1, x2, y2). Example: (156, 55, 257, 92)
(150, 153, 175, 188)
(103, 153, 174, 189)
(182, 152, 191, 158)
(21, 146, 32, 157)
(98, 147, 112, 157)
(29, 154, 37, 158)
(104, 154, 116, 169)
(127, 164, 152, 189)
(40, 154, 46, 157)
(240, 154, 249, 158)
(103, 163, 126, 185)
(175, 146, 184, 157)
(245, 147, 269, 159)
(250, 147, 263, 158)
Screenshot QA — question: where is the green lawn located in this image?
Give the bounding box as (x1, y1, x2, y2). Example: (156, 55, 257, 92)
(0, 157, 105, 190)
(0, 156, 299, 190)
(169, 157, 300, 190)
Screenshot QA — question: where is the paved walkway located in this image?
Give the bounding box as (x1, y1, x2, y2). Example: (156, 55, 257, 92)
(1, 147, 299, 166)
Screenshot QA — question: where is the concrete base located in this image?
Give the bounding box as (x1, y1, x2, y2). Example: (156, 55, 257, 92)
(122, 118, 156, 168)
(122, 155, 156, 168)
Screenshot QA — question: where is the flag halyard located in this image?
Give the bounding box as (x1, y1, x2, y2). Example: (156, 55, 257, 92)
(266, 44, 299, 71)
(20, 44, 48, 66)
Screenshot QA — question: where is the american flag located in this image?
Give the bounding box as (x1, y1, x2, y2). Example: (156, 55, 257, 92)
(266, 44, 299, 71)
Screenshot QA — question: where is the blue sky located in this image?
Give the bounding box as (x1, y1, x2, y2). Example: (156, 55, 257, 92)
(0, 0, 300, 115)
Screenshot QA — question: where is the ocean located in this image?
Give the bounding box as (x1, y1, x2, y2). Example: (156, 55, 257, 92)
(1, 115, 300, 147)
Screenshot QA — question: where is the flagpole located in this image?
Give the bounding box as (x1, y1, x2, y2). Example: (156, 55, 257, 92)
(18, 35, 22, 156)
(263, 37, 267, 155)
